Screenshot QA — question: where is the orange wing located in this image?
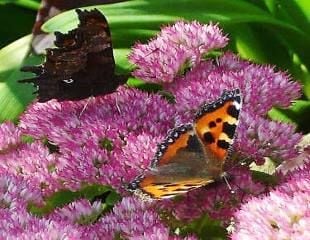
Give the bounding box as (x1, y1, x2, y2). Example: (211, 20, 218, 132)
(194, 89, 242, 176)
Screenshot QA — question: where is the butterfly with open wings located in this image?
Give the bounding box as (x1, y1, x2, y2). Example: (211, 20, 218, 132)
(127, 89, 242, 200)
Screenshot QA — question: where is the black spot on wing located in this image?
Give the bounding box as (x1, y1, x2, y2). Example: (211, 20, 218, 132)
(227, 104, 239, 119)
(217, 140, 230, 149)
(216, 118, 222, 123)
(163, 183, 180, 187)
(209, 121, 216, 128)
(151, 182, 171, 186)
(158, 187, 169, 192)
(222, 122, 237, 139)
(174, 188, 190, 192)
(204, 132, 215, 144)
(187, 134, 203, 152)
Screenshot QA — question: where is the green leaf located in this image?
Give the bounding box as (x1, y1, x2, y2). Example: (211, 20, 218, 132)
(105, 191, 121, 206)
(81, 184, 113, 200)
(46, 189, 79, 208)
(251, 170, 278, 186)
(0, 0, 40, 10)
(43, 0, 306, 36)
(269, 0, 310, 36)
(228, 24, 269, 63)
(127, 77, 162, 92)
(28, 184, 119, 216)
(294, 0, 310, 21)
(180, 214, 227, 240)
(29, 189, 80, 216)
(0, 4, 36, 48)
(0, 35, 37, 122)
(268, 100, 310, 133)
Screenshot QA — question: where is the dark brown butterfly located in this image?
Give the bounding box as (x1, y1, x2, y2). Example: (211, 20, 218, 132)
(20, 8, 127, 102)
(31, 0, 123, 53)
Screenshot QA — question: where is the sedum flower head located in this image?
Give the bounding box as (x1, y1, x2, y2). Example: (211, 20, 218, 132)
(169, 52, 301, 117)
(236, 112, 302, 164)
(19, 87, 177, 193)
(231, 162, 310, 240)
(49, 199, 103, 225)
(162, 166, 266, 223)
(0, 171, 82, 239)
(129, 21, 228, 83)
(0, 169, 43, 210)
(0, 122, 21, 152)
(93, 196, 196, 239)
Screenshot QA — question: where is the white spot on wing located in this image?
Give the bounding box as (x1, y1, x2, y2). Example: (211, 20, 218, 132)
(233, 101, 241, 110)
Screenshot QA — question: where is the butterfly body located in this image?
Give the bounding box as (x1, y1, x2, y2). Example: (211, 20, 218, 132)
(127, 89, 242, 199)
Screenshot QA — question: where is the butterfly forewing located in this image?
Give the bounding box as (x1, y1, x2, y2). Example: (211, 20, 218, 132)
(194, 89, 242, 176)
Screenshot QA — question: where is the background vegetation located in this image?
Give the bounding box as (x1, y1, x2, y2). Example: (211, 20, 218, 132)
(0, 0, 309, 128)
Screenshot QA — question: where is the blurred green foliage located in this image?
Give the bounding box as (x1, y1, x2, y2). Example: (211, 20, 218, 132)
(0, 0, 309, 132)
(0, 0, 39, 47)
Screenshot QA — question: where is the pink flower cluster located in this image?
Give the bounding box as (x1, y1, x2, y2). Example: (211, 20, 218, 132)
(0, 122, 21, 151)
(232, 162, 310, 240)
(0, 169, 186, 239)
(131, 35, 302, 163)
(0, 20, 307, 238)
(17, 87, 176, 194)
(161, 166, 266, 223)
(129, 21, 228, 83)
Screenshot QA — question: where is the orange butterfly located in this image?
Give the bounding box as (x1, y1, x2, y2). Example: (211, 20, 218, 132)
(127, 89, 242, 199)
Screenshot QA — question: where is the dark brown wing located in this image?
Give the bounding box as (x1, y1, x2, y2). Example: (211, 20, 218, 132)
(20, 8, 127, 102)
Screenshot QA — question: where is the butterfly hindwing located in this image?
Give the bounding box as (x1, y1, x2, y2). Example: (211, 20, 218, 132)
(128, 124, 215, 199)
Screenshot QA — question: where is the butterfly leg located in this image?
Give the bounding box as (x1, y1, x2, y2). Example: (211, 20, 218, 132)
(78, 96, 93, 118)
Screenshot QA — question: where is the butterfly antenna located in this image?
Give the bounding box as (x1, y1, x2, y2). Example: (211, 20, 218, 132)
(115, 96, 121, 114)
(78, 96, 93, 118)
(222, 172, 235, 194)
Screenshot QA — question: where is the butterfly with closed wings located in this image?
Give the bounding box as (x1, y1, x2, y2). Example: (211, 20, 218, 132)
(19, 8, 127, 102)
